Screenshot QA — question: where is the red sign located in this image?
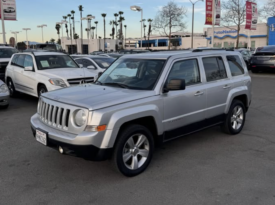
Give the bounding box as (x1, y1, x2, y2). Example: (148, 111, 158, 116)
(205, 0, 213, 25)
(245, 2, 258, 30)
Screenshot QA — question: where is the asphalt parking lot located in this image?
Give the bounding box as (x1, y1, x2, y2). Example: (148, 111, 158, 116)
(1, 72, 275, 205)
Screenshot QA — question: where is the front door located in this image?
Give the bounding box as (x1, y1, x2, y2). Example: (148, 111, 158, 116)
(163, 58, 206, 140)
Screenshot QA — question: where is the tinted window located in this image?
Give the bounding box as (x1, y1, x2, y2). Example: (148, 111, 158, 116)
(167, 59, 200, 86)
(202, 57, 227, 82)
(35, 55, 79, 70)
(24, 55, 34, 68)
(227, 56, 244, 76)
(92, 58, 115, 68)
(82, 59, 95, 67)
(260, 46, 275, 52)
(0, 48, 17, 58)
(11, 54, 19, 65)
(16, 55, 25, 67)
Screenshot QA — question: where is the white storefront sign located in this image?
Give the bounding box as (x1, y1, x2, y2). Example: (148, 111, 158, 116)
(0, 0, 17, 21)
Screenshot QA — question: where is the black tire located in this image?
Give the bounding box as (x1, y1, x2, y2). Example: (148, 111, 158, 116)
(251, 69, 259, 73)
(222, 100, 246, 135)
(38, 84, 48, 97)
(7, 78, 18, 98)
(112, 124, 154, 177)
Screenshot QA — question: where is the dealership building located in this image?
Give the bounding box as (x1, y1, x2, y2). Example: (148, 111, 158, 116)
(62, 17, 275, 53)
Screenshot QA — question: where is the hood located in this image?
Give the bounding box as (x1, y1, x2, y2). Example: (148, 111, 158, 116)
(43, 84, 156, 110)
(38, 68, 96, 80)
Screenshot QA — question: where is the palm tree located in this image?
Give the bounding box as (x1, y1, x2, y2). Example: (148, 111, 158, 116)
(71, 10, 75, 36)
(67, 14, 73, 49)
(118, 11, 124, 40)
(94, 21, 98, 39)
(85, 28, 89, 39)
(124, 25, 127, 48)
(114, 13, 119, 38)
(147, 19, 153, 49)
(79, 5, 84, 53)
(73, 33, 79, 53)
(109, 20, 115, 39)
(101, 13, 107, 51)
(55, 24, 61, 43)
(91, 26, 95, 39)
(50, 38, 55, 43)
(143, 24, 147, 43)
(65, 23, 68, 38)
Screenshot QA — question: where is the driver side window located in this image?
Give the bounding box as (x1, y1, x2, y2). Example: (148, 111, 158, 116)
(167, 59, 201, 87)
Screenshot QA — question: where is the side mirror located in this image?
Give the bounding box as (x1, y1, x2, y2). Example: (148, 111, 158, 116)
(87, 65, 96, 70)
(78, 64, 83, 68)
(24, 66, 33, 71)
(163, 79, 186, 93)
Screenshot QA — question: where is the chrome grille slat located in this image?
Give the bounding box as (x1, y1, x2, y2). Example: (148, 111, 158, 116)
(44, 104, 49, 123)
(62, 109, 68, 128)
(52, 106, 57, 126)
(56, 107, 62, 128)
(41, 102, 46, 120)
(47, 105, 53, 125)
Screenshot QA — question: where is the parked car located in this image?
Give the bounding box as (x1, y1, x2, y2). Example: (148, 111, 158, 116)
(119, 49, 151, 54)
(250, 45, 275, 73)
(236, 49, 252, 68)
(0, 46, 18, 81)
(90, 51, 104, 55)
(99, 53, 124, 59)
(0, 80, 9, 109)
(71, 55, 116, 71)
(31, 50, 251, 176)
(5, 52, 97, 97)
(4, 7, 15, 13)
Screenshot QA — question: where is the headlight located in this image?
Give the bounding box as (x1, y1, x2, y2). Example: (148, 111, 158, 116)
(74, 109, 87, 127)
(0, 84, 8, 93)
(49, 78, 67, 88)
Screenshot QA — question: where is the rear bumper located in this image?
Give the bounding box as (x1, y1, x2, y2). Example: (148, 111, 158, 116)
(250, 64, 275, 71)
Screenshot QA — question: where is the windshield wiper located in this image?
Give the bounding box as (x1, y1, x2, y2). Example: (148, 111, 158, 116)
(103, 82, 129, 89)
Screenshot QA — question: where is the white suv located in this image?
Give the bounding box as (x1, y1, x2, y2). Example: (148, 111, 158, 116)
(5, 52, 98, 97)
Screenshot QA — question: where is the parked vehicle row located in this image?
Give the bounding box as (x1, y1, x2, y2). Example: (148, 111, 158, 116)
(30, 49, 251, 176)
(0, 46, 18, 81)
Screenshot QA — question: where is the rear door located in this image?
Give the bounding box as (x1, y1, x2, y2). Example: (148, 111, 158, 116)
(201, 56, 232, 125)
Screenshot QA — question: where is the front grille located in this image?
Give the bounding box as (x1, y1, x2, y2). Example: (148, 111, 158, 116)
(38, 100, 71, 131)
(67, 77, 94, 86)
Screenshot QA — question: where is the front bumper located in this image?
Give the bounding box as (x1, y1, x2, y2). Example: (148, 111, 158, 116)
(30, 114, 112, 161)
(0, 93, 9, 106)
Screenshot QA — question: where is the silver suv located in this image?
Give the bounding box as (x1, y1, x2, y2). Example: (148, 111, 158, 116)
(30, 50, 252, 176)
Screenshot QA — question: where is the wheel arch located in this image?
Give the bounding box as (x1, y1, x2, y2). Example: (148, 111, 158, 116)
(225, 87, 249, 114)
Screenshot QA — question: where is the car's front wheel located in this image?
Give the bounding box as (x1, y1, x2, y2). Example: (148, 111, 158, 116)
(113, 124, 154, 177)
(7, 79, 18, 98)
(38, 84, 48, 97)
(222, 100, 246, 135)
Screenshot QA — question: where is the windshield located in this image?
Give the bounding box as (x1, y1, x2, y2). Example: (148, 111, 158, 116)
(92, 58, 116, 68)
(35, 55, 79, 70)
(0, 48, 17, 58)
(96, 58, 166, 90)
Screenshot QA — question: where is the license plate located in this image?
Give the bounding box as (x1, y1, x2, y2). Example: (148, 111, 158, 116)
(36, 129, 47, 146)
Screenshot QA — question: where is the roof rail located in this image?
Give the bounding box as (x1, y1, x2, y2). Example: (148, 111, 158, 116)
(192, 48, 234, 52)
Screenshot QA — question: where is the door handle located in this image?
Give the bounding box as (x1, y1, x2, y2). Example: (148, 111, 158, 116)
(223, 85, 231, 89)
(194, 91, 204, 96)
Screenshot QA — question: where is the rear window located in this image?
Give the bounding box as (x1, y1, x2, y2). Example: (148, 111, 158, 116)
(226, 56, 244, 77)
(0, 48, 18, 58)
(92, 58, 115, 68)
(202, 57, 227, 82)
(260, 46, 275, 52)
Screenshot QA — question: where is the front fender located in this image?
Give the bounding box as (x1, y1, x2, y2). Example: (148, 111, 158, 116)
(224, 86, 249, 114)
(101, 104, 163, 148)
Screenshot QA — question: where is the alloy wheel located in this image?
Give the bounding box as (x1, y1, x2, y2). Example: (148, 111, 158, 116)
(231, 106, 244, 130)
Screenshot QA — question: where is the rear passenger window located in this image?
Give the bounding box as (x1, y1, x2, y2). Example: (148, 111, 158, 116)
(227, 55, 244, 76)
(167, 59, 200, 86)
(202, 57, 227, 82)
(16, 55, 25, 68)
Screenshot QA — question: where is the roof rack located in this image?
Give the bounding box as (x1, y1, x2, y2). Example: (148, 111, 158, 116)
(192, 48, 234, 52)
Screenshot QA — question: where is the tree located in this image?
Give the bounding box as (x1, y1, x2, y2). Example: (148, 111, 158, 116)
(143, 24, 147, 43)
(152, 1, 187, 50)
(110, 20, 116, 39)
(71, 10, 75, 36)
(102, 13, 107, 51)
(67, 14, 72, 38)
(91, 26, 96, 39)
(124, 25, 127, 47)
(55, 24, 61, 43)
(63, 16, 68, 37)
(260, 0, 275, 18)
(50, 38, 55, 43)
(114, 13, 119, 38)
(79, 5, 84, 53)
(118, 11, 124, 40)
(74, 33, 79, 53)
(222, 0, 256, 49)
(147, 19, 153, 49)
(94, 21, 98, 39)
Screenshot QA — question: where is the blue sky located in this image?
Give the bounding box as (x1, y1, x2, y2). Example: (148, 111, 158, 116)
(2, 0, 267, 43)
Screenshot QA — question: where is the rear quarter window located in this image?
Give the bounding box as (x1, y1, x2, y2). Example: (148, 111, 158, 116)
(226, 55, 244, 77)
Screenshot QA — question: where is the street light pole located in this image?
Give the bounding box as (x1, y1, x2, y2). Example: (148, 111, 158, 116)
(22, 28, 31, 48)
(130, 5, 143, 49)
(37, 24, 47, 43)
(0, 32, 6, 44)
(189, 0, 203, 49)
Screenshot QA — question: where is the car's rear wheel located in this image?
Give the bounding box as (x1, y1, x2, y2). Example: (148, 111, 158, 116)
(222, 100, 246, 135)
(38, 84, 48, 97)
(7, 79, 18, 98)
(251, 69, 259, 73)
(112, 124, 154, 177)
